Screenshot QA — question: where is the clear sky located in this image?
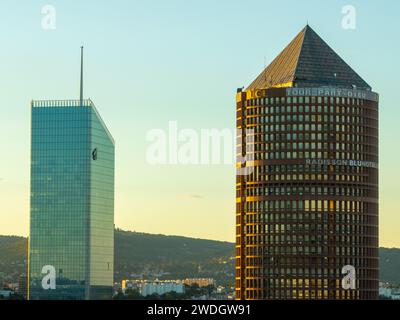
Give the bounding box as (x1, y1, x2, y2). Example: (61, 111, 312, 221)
(0, 0, 399, 246)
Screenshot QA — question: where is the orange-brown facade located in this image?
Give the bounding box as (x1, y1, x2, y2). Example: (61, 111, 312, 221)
(235, 87, 379, 299)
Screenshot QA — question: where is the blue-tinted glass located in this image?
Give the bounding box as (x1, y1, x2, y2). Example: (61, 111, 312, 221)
(29, 101, 114, 300)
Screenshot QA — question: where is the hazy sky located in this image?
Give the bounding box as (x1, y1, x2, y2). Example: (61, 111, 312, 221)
(0, 0, 399, 245)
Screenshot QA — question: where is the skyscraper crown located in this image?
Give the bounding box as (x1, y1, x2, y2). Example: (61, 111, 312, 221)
(247, 25, 371, 90)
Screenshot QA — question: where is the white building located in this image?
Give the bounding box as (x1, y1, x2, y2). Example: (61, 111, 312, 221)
(0, 290, 13, 298)
(121, 279, 184, 297)
(140, 281, 184, 297)
(379, 286, 400, 300)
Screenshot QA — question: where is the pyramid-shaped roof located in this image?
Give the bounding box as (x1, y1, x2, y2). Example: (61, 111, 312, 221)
(247, 25, 371, 90)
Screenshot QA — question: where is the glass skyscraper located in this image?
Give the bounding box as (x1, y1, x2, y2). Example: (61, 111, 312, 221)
(29, 99, 115, 300)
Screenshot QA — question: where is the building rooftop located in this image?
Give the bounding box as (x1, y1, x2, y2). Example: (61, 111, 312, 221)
(31, 98, 115, 145)
(31, 99, 94, 108)
(247, 25, 371, 91)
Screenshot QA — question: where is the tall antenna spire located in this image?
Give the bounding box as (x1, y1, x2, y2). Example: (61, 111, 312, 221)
(80, 46, 83, 106)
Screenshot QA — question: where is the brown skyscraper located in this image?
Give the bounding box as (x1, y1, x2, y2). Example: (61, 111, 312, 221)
(236, 26, 379, 300)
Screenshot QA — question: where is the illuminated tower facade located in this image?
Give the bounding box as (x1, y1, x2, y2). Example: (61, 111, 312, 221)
(235, 26, 379, 300)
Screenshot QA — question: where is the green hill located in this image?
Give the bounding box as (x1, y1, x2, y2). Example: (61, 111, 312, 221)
(0, 230, 235, 286)
(1, 230, 400, 286)
(0, 236, 27, 264)
(114, 229, 234, 284)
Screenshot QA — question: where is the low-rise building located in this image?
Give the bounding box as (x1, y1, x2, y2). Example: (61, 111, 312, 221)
(0, 290, 13, 299)
(121, 279, 185, 297)
(183, 278, 216, 288)
(141, 280, 184, 297)
(18, 274, 28, 298)
(379, 282, 400, 300)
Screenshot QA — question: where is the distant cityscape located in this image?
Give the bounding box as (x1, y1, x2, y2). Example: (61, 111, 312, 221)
(115, 278, 234, 300)
(2, 264, 400, 300)
(1, 231, 400, 300)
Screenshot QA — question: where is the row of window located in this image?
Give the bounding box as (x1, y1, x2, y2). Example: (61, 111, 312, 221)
(239, 133, 377, 146)
(242, 234, 379, 246)
(244, 148, 374, 163)
(243, 229, 376, 240)
(244, 223, 371, 234)
(243, 244, 367, 254)
(244, 96, 367, 107)
(240, 172, 375, 183)
(241, 164, 372, 174)
(243, 123, 377, 136)
(242, 257, 376, 268)
(242, 105, 377, 120)
(243, 199, 367, 212)
(240, 184, 376, 198)
(244, 102, 375, 115)
(241, 289, 363, 300)
(245, 114, 375, 127)
(241, 213, 375, 224)
(249, 142, 372, 153)
(244, 270, 373, 280)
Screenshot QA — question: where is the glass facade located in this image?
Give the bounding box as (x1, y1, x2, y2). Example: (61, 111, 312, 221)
(29, 99, 114, 300)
